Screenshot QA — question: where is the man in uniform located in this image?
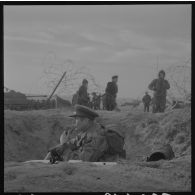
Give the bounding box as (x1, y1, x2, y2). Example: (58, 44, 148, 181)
(72, 91, 78, 106)
(101, 93, 107, 110)
(105, 75, 118, 111)
(92, 92, 98, 110)
(96, 94, 101, 110)
(148, 70, 170, 113)
(142, 92, 152, 112)
(45, 105, 126, 163)
(77, 79, 90, 107)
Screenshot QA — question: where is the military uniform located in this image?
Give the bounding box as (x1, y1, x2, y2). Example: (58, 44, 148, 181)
(142, 94, 152, 112)
(105, 81, 118, 111)
(96, 95, 101, 110)
(102, 94, 107, 110)
(91, 93, 97, 110)
(48, 105, 125, 163)
(148, 76, 170, 113)
(77, 85, 90, 107)
(74, 123, 108, 161)
(72, 92, 78, 106)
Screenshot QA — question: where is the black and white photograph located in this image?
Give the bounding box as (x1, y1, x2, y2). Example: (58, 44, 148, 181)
(3, 3, 191, 192)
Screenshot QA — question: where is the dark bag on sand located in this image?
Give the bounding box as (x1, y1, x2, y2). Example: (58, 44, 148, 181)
(104, 129, 126, 158)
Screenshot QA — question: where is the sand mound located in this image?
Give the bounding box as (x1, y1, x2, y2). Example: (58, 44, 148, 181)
(4, 107, 191, 162)
(4, 107, 191, 192)
(4, 109, 73, 162)
(4, 159, 190, 192)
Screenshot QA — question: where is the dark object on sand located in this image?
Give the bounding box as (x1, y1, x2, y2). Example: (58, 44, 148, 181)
(49, 146, 64, 164)
(147, 144, 175, 162)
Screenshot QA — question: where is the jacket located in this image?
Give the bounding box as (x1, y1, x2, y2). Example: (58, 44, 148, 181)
(105, 82, 118, 97)
(148, 78, 170, 97)
(77, 85, 89, 105)
(142, 94, 152, 104)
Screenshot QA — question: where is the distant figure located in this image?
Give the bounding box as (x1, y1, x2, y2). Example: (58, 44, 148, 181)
(96, 94, 101, 110)
(92, 92, 98, 110)
(102, 93, 107, 110)
(87, 93, 92, 108)
(142, 92, 152, 112)
(105, 75, 118, 111)
(91, 92, 101, 110)
(77, 79, 90, 107)
(148, 70, 170, 113)
(72, 91, 78, 106)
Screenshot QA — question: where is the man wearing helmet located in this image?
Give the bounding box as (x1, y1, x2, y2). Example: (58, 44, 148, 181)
(105, 75, 118, 111)
(148, 70, 170, 113)
(77, 79, 90, 107)
(142, 91, 152, 112)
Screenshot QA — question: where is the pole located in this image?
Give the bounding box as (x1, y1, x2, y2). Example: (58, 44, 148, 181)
(47, 71, 66, 101)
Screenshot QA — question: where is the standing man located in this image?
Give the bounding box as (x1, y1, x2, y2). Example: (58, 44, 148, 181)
(101, 93, 107, 110)
(142, 92, 152, 112)
(105, 75, 118, 111)
(92, 92, 98, 110)
(96, 94, 101, 110)
(77, 79, 90, 107)
(72, 91, 78, 106)
(148, 70, 170, 113)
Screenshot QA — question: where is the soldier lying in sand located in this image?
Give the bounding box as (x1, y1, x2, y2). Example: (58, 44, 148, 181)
(44, 105, 126, 164)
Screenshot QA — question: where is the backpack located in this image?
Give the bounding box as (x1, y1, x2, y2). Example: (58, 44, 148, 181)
(100, 124, 126, 158)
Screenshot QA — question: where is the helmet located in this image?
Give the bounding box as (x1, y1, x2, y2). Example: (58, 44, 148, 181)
(82, 79, 88, 84)
(158, 70, 165, 77)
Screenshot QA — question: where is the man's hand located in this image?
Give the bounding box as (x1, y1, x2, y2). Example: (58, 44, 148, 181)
(49, 145, 64, 164)
(60, 127, 75, 145)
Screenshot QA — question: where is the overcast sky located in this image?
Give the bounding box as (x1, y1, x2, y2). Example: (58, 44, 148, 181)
(4, 5, 191, 98)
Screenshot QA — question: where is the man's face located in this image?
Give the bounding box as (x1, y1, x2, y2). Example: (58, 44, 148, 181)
(159, 73, 165, 79)
(84, 83, 88, 88)
(75, 116, 89, 131)
(113, 78, 118, 83)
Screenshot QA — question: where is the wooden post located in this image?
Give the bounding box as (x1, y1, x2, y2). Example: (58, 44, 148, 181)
(47, 71, 66, 101)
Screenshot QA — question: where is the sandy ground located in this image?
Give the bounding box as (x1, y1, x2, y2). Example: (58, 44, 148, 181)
(4, 157, 191, 192)
(4, 106, 191, 192)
